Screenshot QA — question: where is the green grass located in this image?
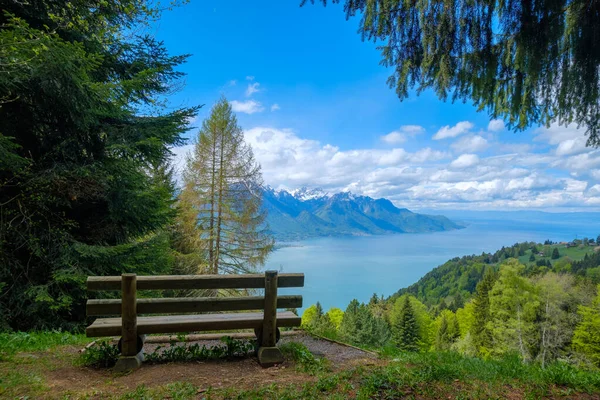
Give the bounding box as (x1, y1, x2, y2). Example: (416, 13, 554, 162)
(204, 350, 600, 399)
(517, 243, 595, 266)
(0, 331, 88, 361)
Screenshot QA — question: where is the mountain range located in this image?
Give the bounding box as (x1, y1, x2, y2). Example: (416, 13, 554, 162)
(261, 187, 464, 240)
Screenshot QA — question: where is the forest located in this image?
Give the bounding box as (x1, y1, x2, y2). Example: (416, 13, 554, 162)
(0, 2, 272, 332)
(302, 240, 600, 368)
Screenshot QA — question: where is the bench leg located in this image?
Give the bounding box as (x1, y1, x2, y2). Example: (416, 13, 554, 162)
(258, 271, 283, 367)
(257, 346, 284, 368)
(114, 334, 145, 372)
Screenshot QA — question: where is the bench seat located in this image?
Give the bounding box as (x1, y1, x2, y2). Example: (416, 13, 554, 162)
(86, 311, 301, 337)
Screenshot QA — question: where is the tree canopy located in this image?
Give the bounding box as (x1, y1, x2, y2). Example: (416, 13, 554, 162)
(0, 1, 198, 330)
(305, 0, 600, 146)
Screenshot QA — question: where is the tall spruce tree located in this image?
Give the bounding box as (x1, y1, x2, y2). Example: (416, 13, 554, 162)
(393, 296, 420, 352)
(180, 98, 273, 276)
(306, 0, 600, 146)
(471, 269, 496, 356)
(0, 1, 198, 330)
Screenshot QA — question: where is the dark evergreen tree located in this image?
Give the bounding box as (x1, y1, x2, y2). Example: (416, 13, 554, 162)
(315, 302, 324, 318)
(0, 1, 199, 330)
(306, 0, 600, 146)
(393, 296, 420, 352)
(552, 248, 561, 260)
(340, 299, 390, 347)
(471, 270, 496, 355)
(450, 292, 465, 312)
(530, 253, 536, 262)
(435, 313, 450, 351)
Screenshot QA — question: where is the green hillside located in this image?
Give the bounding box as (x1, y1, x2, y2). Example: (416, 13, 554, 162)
(394, 239, 600, 309)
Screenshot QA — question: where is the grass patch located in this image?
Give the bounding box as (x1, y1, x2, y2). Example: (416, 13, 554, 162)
(0, 331, 88, 361)
(119, 382, 199, 400)
(0, 368, 46, 398)
(279, 342, 330, 375)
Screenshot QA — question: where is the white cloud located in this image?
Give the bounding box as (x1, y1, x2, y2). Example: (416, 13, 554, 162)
(381, 132, 406, 144)
(170, 124, 600, 211)
(271, 103, 280, 112)
(555, 137, 588, 156)
(450, 154, 479, 169)
(246, 82, 261, 97)
(246, 76, 255, 81)
(230, 100, 264, 114)
(381, 125, 425, 144)
(433, 121, 474, 140)
(488, 119, 505, 132)
(451, 135, 489, 153)
(227, 80, 237, 86)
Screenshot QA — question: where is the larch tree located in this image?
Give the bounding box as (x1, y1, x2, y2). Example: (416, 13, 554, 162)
(305, 0, 600, 146)
(181, 98, 274, 276)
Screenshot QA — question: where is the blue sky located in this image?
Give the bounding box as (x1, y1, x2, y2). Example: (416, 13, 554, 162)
(161, 1, 600, 211)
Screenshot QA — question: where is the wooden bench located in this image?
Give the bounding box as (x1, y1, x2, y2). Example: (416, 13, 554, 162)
(86, 270, 304, 371)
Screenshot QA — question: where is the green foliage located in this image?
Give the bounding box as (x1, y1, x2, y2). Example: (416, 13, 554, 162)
(552, 247, 561, 259)
(144, 337, 255, 364)
(307, 0, 600, 146)
(390, 296, 420, 352)
(488, 259, 540, 360)
(471, 269, 496, 357)
(279, 342, 330, 375)
(339, 299, 390, 348)
(572, 285, 600, 367)
(326, 307, 344, 330)
(79, 340, 120, 368)
(0, 1, 199, 330)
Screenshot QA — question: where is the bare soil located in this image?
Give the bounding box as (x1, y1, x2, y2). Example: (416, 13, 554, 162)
(2, 332, 379, 399)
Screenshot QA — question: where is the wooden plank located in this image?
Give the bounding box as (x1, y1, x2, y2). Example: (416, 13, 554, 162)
(86, 311, 301, 337)
(120, 274, 137, 357)
(86, 295, 303, 316)
(87, 273, 304, 291)
(262, 271, 278, 347)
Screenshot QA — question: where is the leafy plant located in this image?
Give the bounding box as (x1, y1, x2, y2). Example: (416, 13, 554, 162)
(144, 337, 255, 364)
(79, 340, 120, 368)
(279, 342, 330, 375)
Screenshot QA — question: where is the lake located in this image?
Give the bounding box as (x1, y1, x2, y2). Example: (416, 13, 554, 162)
(267, 212, 600, 312)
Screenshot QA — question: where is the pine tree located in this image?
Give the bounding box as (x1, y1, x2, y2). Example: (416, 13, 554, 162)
(530, 253, 536, 262)
(393, 296, 420, 352)
(181, 98, 274, 276)
(552, 248, 560, 260)
(471, 269, 496, 356)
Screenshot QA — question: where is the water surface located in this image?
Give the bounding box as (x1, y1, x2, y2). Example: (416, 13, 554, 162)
(268, 213, 600, 311)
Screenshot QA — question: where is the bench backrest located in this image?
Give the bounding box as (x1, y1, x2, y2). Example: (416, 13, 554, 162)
(86, 271, 304, 317)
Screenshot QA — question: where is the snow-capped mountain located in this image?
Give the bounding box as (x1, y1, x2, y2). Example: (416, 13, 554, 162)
(261, 187, 463, 240)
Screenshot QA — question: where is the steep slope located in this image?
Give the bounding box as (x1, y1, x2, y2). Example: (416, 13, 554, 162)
(262, 187, 463, 240)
